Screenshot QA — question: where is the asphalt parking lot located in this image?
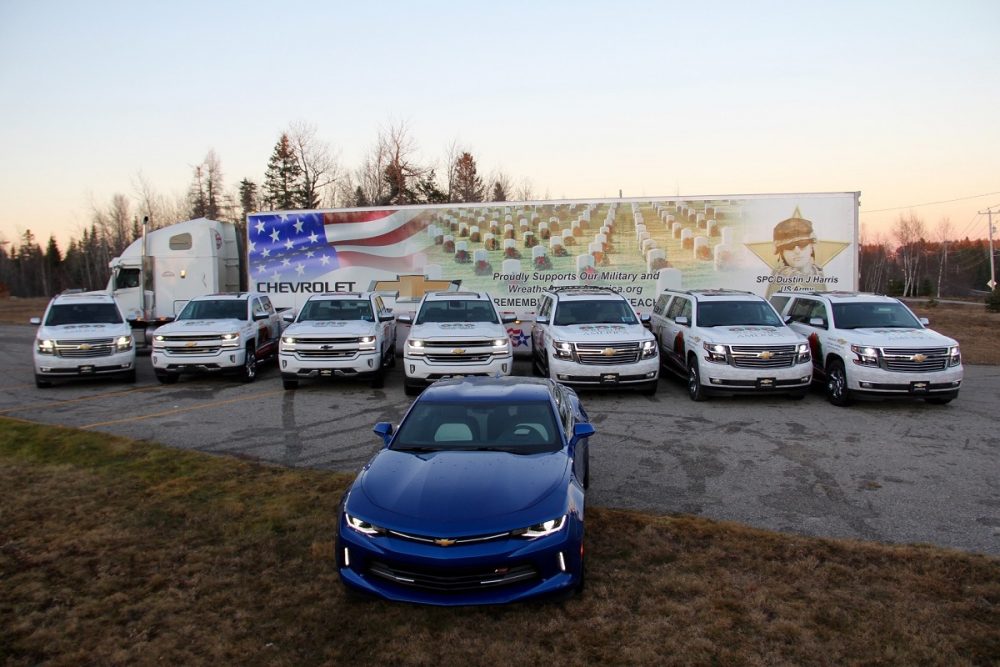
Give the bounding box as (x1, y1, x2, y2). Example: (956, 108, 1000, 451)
(2, 323, 997, 556)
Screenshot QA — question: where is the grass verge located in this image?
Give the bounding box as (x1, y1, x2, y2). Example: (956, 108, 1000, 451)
(1, 418, 997, 666)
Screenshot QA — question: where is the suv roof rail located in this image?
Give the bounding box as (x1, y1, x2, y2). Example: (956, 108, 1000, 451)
(59, 288, 87, 295)
(546, 285, 620, 295)
(429, 290, 483, 298)
(317, 291, 364, 298)
(685, 288, 756, 297)
(776, 290, 864, 298)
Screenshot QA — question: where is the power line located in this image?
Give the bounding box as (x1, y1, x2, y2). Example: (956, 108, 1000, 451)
(860, 191, 1000, 215)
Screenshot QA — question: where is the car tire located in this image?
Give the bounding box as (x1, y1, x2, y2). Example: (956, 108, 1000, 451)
(155, 371, 178, 385)
(826, 358, 852, 406)
(370, 359, 385, 389)
(34, 374, 52, 388)
(123, 369, 137, 384)
(282, 377, 299, 390)
(687, 356, 707, 402)
(403, 380, 422, 396)
(640, 379, 659, 396)
(386, 342, 397, 369)
(240, 347, 257, 383)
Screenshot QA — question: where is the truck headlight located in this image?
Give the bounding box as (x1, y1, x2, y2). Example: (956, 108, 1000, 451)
(280, 336, 296, 351)
(493, 338, 510, 353)
(703, 342, 727, 363)
(553, 340, 574, 360)
(407, 339, 426, 356)
(221, 332, 240, 348)
(36, 339, 55, 355)
(796, 342, 811, 364)
(359, 335, 376, 351)
(850, 344, 879, 367)
(115, 335, 134, 352)
(949, 345, 961, 367)
(640, 340, 657, 359)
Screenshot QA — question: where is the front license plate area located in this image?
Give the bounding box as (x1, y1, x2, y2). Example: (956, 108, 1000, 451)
(757, 377, 775, 389)
(600, 373, 619, 384)
(320, 369, 333, 377)
(79, 365, 95, 374)
(910, 381, 929, 393)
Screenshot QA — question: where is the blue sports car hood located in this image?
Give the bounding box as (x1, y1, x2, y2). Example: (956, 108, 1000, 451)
(354, 449, 569, 530)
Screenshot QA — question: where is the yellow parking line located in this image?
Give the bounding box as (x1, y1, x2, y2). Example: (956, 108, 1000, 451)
(79, 389, 285, 429)
(0, 386, 163, 415)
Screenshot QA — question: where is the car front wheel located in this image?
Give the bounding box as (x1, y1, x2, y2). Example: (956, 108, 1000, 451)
(687, 357, 706, 402)
(240, 348, 257, 383)
(826, 358, 851, 406)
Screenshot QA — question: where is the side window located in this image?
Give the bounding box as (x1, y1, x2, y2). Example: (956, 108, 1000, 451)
(769, 295, 790, 316)
(252, 298, 267, 318)
(665, 296, 683, 320)
(679, 298, 692, 322)
(654, 293, 671, 316)
(539, 296, 552, 320)
(260, 296, 275, 315)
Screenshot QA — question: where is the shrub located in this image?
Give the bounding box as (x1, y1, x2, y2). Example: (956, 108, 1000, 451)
(986, 287, 1000, 313)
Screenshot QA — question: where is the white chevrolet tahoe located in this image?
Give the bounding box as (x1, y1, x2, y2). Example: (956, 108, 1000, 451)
(278, 292, 396, 390)
(151, 292, 284, 384)
(30, 291, 136, 388)
(769, 291, 963, 406)
(531, 286, 659, 394)
(650, 289, 812, 401)
(397, 291, 515, 395)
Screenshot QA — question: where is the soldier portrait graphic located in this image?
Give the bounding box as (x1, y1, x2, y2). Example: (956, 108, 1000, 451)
(764, 208, 827, 298)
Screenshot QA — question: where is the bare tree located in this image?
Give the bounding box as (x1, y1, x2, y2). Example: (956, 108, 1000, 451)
(935, 217, 953, 298)
(289, 121, 339, 209)
(892, 212, 926, 297)
(515, 177, 536, 202)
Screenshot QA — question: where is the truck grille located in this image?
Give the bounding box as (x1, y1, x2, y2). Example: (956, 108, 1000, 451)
(159, 334, 223, 342)
(574, 342, 640, 365)
(422, 339, 498, 365)
(881, 347, 950, 372)
(294, 336, 365, 345)
(729, 344, 798, 369)
(367, 559, 538, 592)
(54, 338, 115, 358)
(167, 345, 222, 355)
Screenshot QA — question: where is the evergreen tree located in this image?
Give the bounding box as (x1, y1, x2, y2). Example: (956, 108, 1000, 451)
(264, 133, 303, 210)
(44, 235, 62, 295)
(353, 186, 369, 207)
(451, 152, 485, 202)
(416, 170, 448, 203)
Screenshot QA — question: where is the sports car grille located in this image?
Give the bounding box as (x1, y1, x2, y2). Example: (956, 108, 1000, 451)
(881, 347, 950, 372)
(574, 342, 640, 365)
(54, 338, 115, 358)
(729, 344, 798, 369)
(368, 560, 538, 592)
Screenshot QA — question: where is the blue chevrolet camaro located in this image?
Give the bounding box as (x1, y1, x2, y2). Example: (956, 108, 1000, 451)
(336, 376, 596, 605)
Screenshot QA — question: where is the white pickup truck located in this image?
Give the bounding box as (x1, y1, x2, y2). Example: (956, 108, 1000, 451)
(769, 291, 963, 405)
(278, 292, 396, 390)
(151, 292, 284, 383)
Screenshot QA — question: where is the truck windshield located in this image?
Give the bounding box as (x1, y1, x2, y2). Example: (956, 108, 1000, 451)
(392, 400, 561, 454)
(177, 300, 247, 321)
(298, 299, 374, 322)
(416, 301, 498, 324)
(554, 300, 637, 326)
(696, 301, 783, 327)
(832, 303, 922, 329)
(45, 304, 123, 326)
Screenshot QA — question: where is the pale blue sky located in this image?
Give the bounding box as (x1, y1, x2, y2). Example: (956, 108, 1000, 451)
(1, 0, 997, 250)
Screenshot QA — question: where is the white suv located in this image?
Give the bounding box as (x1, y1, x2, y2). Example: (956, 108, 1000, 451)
(770, 291, 963, 406)
(650, 289, 811, 401)
(398, 291, 515, 395)
(531, 286, 659, 394)
(30, 291, 136, 387)
(279, 292, 396, 390)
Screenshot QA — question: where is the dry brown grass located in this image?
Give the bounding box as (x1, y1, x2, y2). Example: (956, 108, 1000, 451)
(1, 419, 997, 666)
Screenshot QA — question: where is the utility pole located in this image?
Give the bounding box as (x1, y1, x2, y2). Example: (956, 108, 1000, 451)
(979, 208, 998, 291)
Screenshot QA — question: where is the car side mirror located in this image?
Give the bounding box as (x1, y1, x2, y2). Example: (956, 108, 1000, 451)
(534, 316, 549, 326)
(397, 314, 413, 325)
(639, 313, 651, 329)
(501, 314, 517, 324)
(675, 315, 689, 326)
(282, 311, 295, 323)
(373, 422, 394, 446)
(379, 314, 395, 322)
(808, 317, 826, 328)
(253, 312, 268, 321)
(570, 422, 595, 446)
(30, 317, 41, 325)
(919, 317, 929, 326)
(783, 315, 792, 324)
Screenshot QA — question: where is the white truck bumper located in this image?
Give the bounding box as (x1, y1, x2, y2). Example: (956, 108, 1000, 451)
(700, 360, 813, 393)
(404, 353, 513, 385)
(847, 364, 963, 396)
(34, 350, 135, 378)
(152, 348, 245, 373)
(280, 350, 380, 378)
(548, 357, 659, 387)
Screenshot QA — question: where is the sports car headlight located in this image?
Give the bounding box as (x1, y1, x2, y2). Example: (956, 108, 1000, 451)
(36, 339, 55, 355)
(221, 332, 240, 348)
(949, 345, 961, 367)
(703, 342, 727, 363)
(407, 339, 426, 355)
(115, 335, 134, 352)
(359, 335, 376, 351)
(517, 515, 567, 539)
(850, 344, 879, 367)
(553, 340, 574, 360)
(641, 340, 657, 359)
(345, 513, 385, 537)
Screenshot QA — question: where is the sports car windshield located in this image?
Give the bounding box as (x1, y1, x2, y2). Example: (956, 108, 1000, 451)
(416, 300, 498, 324)
(392, 401, 561, 454)
(298, 299, 373, 322)
(177, 300, 247, 321)
(554, 300, 637, 326)
(832, 303, 922, 329)
(697, 301, 783, 327)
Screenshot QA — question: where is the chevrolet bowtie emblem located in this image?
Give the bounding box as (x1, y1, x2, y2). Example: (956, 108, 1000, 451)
(186, 342, 197, 347)
(434, 538, 456, 547)
(452, 348, 465, 355)
(78, 343, 91, 350)
(912, 353, 927, 363)
(758, 350, 773, 360)
(602, 347, 616, 356)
